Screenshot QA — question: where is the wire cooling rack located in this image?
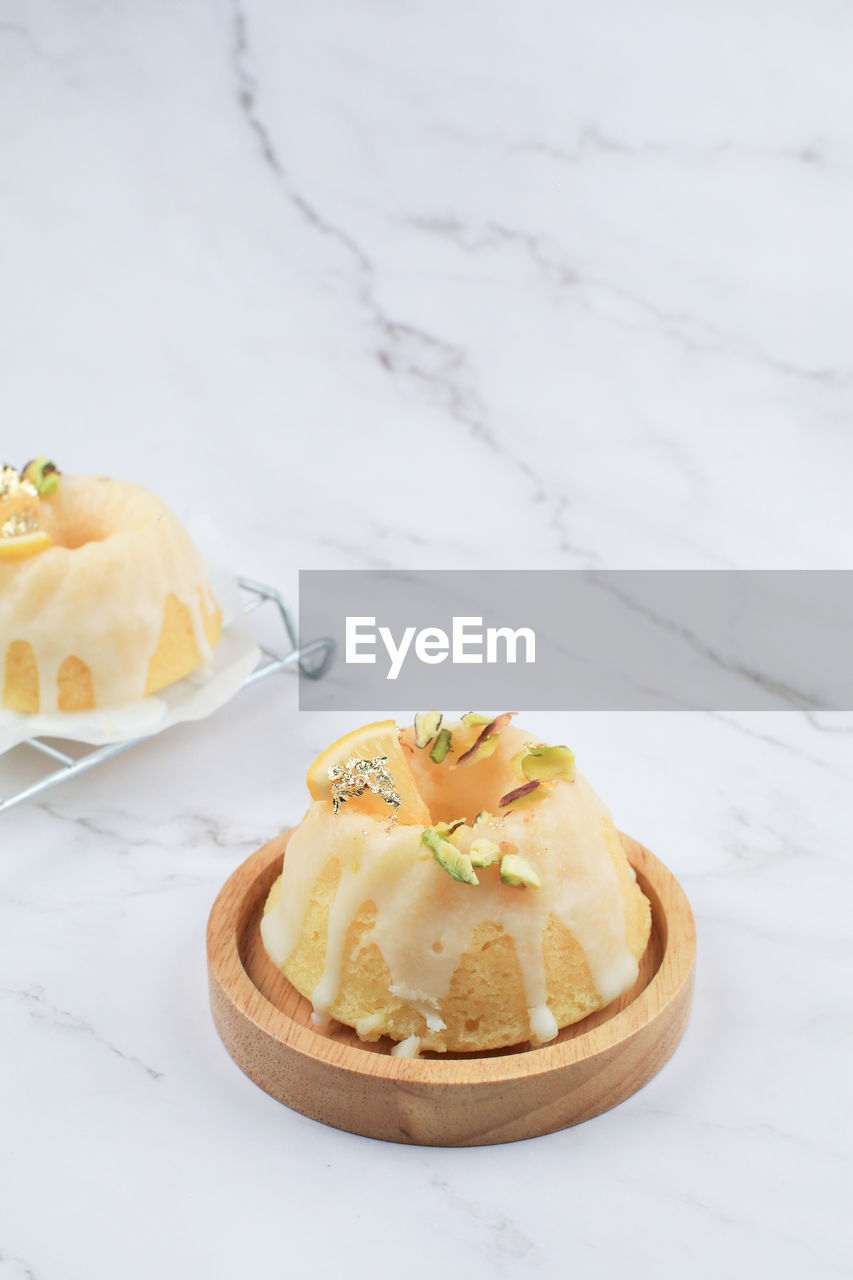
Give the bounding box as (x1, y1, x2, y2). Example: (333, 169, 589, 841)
(0, 577, 334, 816)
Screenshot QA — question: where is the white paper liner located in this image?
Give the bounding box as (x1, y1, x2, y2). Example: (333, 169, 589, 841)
(0, 515, 261, 755)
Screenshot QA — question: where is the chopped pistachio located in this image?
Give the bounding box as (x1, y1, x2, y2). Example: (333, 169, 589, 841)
(421, 827, 478, 885)
(521, 745, 576, 783)
(472, 810, 492, 828)
(457, 712, 514, 764)
(469, 838, 500, 868)
(429, 727, 452, 763)
(414, 710, 443, 749)
(498, 780, 541, 807)
(420, 827, 444, 853)
(500, 853, 542, 888)
(461, 712, 492, 726)
(21, 456, 60, 496)
(435, 817, 466, 837)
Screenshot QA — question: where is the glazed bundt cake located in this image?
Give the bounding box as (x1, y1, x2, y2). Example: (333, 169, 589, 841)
(261, 714, 651, 1056)
(0, 460, 221, 713)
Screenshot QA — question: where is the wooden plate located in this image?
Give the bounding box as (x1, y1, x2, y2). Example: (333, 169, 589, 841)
(207, 831, 695, 1147)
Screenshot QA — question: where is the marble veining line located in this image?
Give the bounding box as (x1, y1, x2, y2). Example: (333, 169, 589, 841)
(696, 805, 817, 879)
(301, 532, 398, 571)
(428, 1175, 540, 1265)
(0, 877, 207, 911)
(603, 1173, 745, 1231)
(804, 712, 853, 735)
(227, 1, 601, 568)
(34, 802, 156, 851)
(638, 431, 715, 505)
(0, 1250, 38, 1280)
(726, 803, 840, 866)
(637, 1107, 850, 1161)
(586, 574, 816, 710)
(229, 0, 369, 269)
(512, 129, 833, 173)
(37, 800, 263, 856)
(544, 495, 600, 566)
(691, 911, 849, 955)
(584, 274, 852, 391)
(307, 519, 478, 569)
(170, 811, 266, 854)
(2, 987, 164, 1081)
(0, 21, 32, 47)
(708, 711, 847, 775)
(406, 213, 853, 392)
(229, 0, 474, 402)
(614, 1171, 850, 1268)
(366, 519, 457, 553)
(122, 873, 210, 898)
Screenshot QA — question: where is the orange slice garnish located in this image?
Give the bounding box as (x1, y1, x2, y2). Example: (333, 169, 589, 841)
(0, 530, 53, 561)
(306, 719, 431, 826)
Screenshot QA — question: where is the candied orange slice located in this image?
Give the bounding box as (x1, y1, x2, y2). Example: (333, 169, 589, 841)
(306, 719, 431, 826)
(0, 530, 53, 561)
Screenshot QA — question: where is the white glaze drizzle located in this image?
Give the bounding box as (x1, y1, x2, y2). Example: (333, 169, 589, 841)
(528, 1004, 559, 1046)
(261, 728, 639, 1049)
(391, 1035, 421, 1059)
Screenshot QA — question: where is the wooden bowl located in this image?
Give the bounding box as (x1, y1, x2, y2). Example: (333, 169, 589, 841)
(207, 830, 695, 1147)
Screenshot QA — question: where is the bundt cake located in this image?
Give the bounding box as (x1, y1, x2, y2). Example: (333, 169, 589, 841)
(0, 460, 222, 713)
(260, 713, 651, 1056)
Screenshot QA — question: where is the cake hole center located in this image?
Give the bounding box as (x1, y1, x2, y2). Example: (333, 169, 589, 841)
(53, 517, 111, 550)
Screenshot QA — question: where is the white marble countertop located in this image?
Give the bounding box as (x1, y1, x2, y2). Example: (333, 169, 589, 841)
(1, 3, 852, 1277)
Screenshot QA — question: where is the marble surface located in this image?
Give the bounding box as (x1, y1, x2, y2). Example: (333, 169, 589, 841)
(1, 2, 852, 1277)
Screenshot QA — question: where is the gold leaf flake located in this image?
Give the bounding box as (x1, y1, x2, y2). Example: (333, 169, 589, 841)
(328, 754, 402, 815)
(1, 511, 40, 538)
